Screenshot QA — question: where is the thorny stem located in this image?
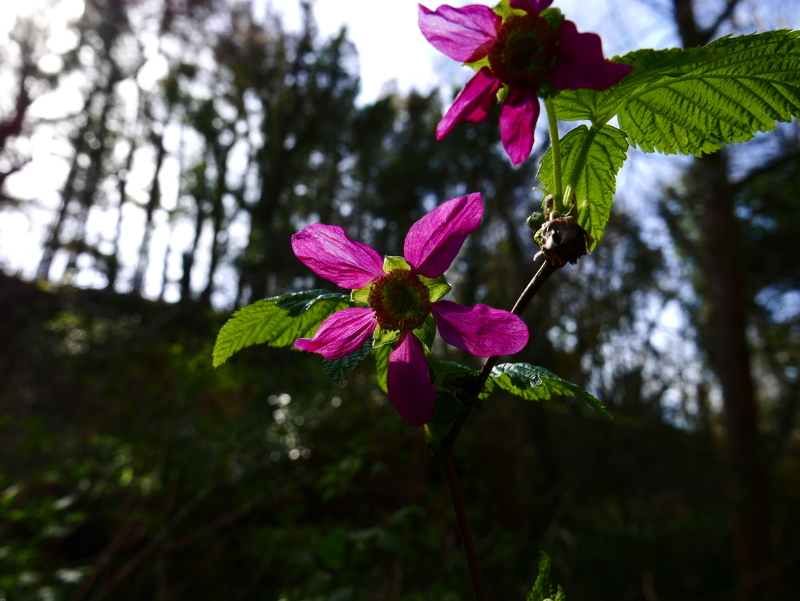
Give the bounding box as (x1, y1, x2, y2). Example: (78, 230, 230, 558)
(436, 453, 486, 601)
(544, 96, 564, 211)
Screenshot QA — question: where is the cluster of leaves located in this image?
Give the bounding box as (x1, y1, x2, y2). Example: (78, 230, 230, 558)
(540, 30, 800, 246)
(527, 552, 566, 601)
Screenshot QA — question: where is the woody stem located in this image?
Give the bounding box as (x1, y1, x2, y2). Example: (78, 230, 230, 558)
(436, 453, 486, 601)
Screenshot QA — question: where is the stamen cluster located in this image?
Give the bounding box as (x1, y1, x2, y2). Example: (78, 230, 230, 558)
(368, 269, 432, 332)
(488, 14, 558, 93)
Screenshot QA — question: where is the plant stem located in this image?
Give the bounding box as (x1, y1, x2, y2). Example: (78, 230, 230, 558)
(437, 453, 486, 601)
(544, 96, 564, 211)
(431, 259, 560, 598)
(438, 258, 560, 456)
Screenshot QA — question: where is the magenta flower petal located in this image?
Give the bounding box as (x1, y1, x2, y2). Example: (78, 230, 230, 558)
(291, 224, 384, 289)
(404, 193, 483, 278)
(418, 3, 500, 63)
(436, 68, 501, 141)
(432, 300, 529, 357)
(387, 333, 436, 426)
(294, 307, 376, 360)
(551, 21, 633, 90)
(499, 89, 539, 166)
(509, 0, 553, 12)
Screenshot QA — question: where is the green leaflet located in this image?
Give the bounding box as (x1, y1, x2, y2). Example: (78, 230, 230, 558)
(383, 255, 411, 272)
(430, 386, 466, 424)
(428, 360, 475, 385)
(486, 363, 611, 418)
(554, 30, 800, 155)
(276, 289, 351, 317)
(424, 362, 476, 447)
(373, 326, 399, 349)
(419, 274, 451, 303)
(374, 343, 392, 394)
(322, 339, 373, 387)
(538, 125, 628, 248)
(527, 552, 566, 601)
(413, 315, 437, 353)
(424, 386, 467, 448)
(212, 291, 352, 367)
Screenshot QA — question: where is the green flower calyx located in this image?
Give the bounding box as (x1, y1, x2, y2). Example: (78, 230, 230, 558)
(368, 269, 431, 333)
(488, 13, 558, 93)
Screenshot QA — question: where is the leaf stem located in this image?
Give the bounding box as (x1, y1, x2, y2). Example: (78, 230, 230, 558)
(436, 453, 486, 601)
(544, 96, 564, 211)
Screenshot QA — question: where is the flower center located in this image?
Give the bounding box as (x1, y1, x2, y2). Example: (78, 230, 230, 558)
(368, 269, 431, 333)
(488, 14, 558, 93)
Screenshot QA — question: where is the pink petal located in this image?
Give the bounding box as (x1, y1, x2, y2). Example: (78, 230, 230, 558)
(387, 333, 436, 426)
(436, 68, 501, 140)
(499, 89, 539, 166)
(404, 193, 483, 278)
(294, 307, 376, 360)
(418, 3, 500, 63)
(551, 21, 633, 90)
(291, 224, 383, 289)
(432, 301, 529, 357)
(509, 0, 553, 12)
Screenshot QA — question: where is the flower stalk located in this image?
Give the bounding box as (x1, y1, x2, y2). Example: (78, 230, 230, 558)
(544, 96, 564, 210)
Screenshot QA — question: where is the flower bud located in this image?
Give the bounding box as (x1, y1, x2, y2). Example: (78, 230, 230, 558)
(534, 213, 592, 266)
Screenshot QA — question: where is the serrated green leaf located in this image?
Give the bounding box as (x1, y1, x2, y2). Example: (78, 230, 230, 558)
(322, 339, 372, 387)
(383, 256, 410, 272)
(276, 289, 350, 317)
(213, 293, 352, 367)
(374, 343, 392, 394)
(555, 31, 800, 156)
(489, 363, 611, 418)
(552, 47, 721, 122)
(373, 326, 399, 349)
(413, 315, 436, 353)
(538, 125, 628, 247)
(527, 552, 559, 601)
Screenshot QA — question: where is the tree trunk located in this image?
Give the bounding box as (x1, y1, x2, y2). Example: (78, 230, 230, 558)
(696, 151, 776, 598)
(671, 2, 777, 597)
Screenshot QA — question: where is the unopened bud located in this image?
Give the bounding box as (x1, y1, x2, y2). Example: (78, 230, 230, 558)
(536, 215, 592, 267)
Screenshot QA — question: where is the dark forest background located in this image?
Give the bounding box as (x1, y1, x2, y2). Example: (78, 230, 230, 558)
(0, 0, 799, 599)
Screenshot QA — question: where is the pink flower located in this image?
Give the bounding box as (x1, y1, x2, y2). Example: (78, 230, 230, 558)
(291, 193, 529, 426)
(419, 1, 632, 165)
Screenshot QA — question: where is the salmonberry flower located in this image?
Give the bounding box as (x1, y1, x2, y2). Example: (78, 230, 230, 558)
(291, 193, 529, 426)
(419, 0, 632, 165)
